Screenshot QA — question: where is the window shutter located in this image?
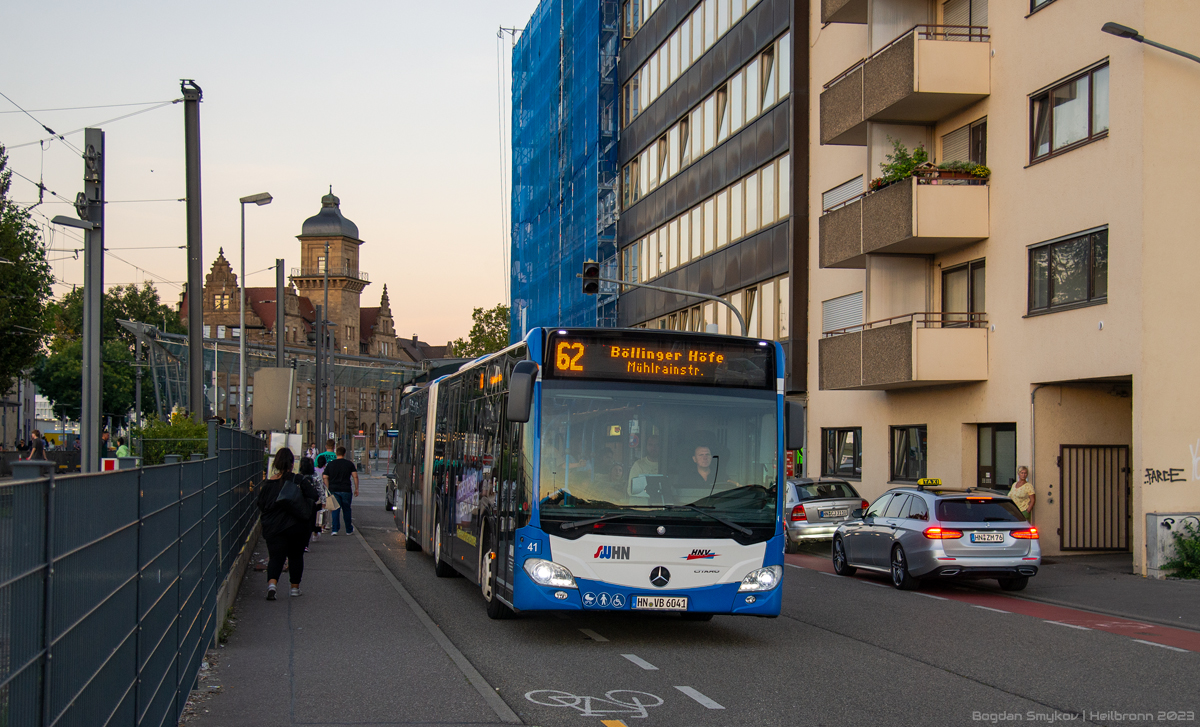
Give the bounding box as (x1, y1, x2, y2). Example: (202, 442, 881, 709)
(942, 124, 970, 163)
(943, 0, 969, 29)
(822, 291, 864, 333)
(822, 176, 864, 211)
(971, 0, 988, 28)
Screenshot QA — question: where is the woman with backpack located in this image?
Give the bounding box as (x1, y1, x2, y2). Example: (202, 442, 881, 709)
(296, 456, 326, 544)
(256, 448, 319, 600)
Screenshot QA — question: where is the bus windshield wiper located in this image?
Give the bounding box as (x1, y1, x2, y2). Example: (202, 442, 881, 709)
(670, 505, 753, 536)
(558, 508, 665, 531)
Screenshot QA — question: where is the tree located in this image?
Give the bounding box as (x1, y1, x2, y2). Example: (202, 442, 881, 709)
(0, 144, 54, 392)
(34, 282, 176, 421)
(450, 304, 510, 358)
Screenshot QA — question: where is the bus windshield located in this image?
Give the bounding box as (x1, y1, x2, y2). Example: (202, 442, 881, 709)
(538, 381, 778, 528)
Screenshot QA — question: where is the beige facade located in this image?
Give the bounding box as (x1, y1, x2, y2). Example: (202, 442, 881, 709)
(807, 0, 1200, 574)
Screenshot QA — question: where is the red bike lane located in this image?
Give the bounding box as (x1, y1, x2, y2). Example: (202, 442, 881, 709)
(785, 552, 1200, 654)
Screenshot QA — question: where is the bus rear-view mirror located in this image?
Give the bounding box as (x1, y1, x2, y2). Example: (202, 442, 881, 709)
(507, 361, 539, 423)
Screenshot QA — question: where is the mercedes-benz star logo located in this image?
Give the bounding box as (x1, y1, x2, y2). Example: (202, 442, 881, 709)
(650, 566, 670, 588)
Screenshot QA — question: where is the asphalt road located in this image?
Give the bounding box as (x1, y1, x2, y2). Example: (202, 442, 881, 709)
(354, 483, 1199, 727)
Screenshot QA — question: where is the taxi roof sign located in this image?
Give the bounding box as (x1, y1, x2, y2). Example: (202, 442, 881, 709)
(917, 478, 942, 487)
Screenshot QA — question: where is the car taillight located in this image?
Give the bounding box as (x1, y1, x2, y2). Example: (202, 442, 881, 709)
(1011, 527, 1039, 539)
(860, 499, 869, 510)
(923, 526, 963, 539)
(790, 504, 807, 522)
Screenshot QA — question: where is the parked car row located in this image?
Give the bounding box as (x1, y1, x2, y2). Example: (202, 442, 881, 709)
(781, 477, 1041, 592)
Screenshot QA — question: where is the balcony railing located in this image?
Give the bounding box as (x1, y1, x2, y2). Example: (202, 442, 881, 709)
(823, 311, 987, 337)
(819, 312, 989, 390)
(820, 24, 991, 145)
(290, 267, 369, 282)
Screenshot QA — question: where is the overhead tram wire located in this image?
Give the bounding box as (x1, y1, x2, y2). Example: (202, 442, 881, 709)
(0, 88, 84, 155)
(5, 98, 181, 150)
(0, 100, 173, 115)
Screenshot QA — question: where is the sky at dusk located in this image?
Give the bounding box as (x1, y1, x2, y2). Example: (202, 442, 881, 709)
(1, 0, 541, 345)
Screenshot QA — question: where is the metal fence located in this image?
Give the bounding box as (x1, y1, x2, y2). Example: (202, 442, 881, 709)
(0, 423, 264, 727)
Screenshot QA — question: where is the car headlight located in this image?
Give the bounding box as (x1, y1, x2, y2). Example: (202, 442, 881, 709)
(737, 565, 783, 592)
(523, 557, 578, 589)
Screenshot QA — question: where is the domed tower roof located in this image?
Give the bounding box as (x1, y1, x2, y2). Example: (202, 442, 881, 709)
(300, 187, 360, 239)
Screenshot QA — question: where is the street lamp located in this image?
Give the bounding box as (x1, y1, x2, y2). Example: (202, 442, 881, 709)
(239, 192, 272, 430)
(1102, 22, 1200, 64)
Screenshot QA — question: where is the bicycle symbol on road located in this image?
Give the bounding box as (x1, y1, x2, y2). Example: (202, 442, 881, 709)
(525, 689, 664, 718)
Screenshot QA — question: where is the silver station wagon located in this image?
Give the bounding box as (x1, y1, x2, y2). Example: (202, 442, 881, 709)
(783, 478, 868, 551)
(831, 480, 1041, 591)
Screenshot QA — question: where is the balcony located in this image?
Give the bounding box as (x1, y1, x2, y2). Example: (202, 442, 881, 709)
(819, 176, 989, 269)
(290, 267, 369, 282)
(822, 0, 866, 24)
(819, 313, 988, 391)
(820, 26, 991, 146)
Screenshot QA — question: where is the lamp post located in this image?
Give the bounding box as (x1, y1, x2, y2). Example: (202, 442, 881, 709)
(239, 192, 273, 430)
(1101, 22, 1200, 64)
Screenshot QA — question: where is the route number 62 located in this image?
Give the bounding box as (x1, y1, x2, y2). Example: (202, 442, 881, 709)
(556, 342, 584, 371)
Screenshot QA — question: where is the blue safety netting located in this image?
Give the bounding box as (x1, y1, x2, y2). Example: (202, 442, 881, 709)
(510, 0, 619, 342)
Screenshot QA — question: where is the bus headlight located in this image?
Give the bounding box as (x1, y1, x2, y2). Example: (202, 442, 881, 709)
(737, 565, 783, 592)
(523, 558, 578, 589)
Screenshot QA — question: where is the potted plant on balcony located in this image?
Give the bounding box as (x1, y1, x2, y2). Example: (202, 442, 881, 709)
(931, 159, 991, 183)
(868, 137, 929, 192)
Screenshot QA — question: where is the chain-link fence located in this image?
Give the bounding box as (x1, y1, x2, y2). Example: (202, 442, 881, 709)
(0, 423, 264, 727)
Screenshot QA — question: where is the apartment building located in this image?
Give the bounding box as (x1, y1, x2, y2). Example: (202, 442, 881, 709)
(616, 0, 810, 392)
(808, 0, 1200, 573)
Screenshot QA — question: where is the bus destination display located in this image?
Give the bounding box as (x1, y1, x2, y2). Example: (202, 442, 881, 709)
(545, 332, 772, 388)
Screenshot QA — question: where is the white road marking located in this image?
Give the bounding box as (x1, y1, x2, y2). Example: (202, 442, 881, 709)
(1046, 621, 1091, 631)
(580, 628, 609, 642)
(818, 571, 838, 577)
(1133, 639, 1189, 653)
(972, 605, 1009, 614)
(784, 563, 807, 570)
(860, 581, 888, 588)
(914, 592, 948, 601)
(675, 686, 725, 710)
(621, 653, 658, 670)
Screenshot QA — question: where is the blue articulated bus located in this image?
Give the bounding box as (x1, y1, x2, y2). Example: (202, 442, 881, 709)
(387, 327, 789, 620)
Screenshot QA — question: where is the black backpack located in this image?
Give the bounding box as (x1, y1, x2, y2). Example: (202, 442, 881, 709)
(275, 475, 314, 522)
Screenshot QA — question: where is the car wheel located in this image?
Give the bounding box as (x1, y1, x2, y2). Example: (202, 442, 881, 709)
(783, 536, 797, 554)
(999, 576, 1029, 592)
(384, 487, 393, 512)
(433, 523, 456, 578)
(832, 537, 856, 576)
(890, 545, 919, 591)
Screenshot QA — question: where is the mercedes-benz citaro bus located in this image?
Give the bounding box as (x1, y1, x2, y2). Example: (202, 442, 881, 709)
(390, 327, 800, 620)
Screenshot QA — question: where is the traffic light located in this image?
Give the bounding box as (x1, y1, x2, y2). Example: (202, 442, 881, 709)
(581, 260, 600, 295)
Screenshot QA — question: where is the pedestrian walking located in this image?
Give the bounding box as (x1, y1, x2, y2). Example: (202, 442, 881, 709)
(297, 456, 326, 542)
(115, 437, 130, 458)
(322, 446, 359, 535)
(1008, 465, 1035, 522)
(256, 448, 319, 599)
(26, 430, 46, 460)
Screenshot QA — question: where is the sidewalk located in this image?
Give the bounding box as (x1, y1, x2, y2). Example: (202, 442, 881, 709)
(186, 475, 518, 727)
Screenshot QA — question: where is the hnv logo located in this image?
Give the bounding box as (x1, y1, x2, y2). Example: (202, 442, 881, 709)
(593, 545, 631, 560)
(683, 549, 719, 560)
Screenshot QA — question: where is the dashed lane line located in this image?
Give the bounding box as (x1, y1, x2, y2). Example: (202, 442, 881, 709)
(1133, 639, 1189, 653)
(914, 592, 949, 601)
(580, 628, 609, 642)
(675, 686, 725, 710)
(972, 605, 1010, 614)
(1047, 621, 1091, 631)
(354, 532, 523, 724)
(621, 654, 659, 670)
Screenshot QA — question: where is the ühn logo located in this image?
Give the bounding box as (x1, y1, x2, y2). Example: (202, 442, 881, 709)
(683, 549, 719, 560)
(593, 545, 631, 560)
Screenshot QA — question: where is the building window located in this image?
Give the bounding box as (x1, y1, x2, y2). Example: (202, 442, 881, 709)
(317, 255, 326, 272)
(890, 425, 927, 482)
(942, 259, 985, 325)
(1031, 63, 1109, 161)
(1028, 227, 1108, 314)
(214, 293, 230, 310)
(941, 117, 987, 166)
(1030, 0, 1056, 11)
(822, 427, 862, 479)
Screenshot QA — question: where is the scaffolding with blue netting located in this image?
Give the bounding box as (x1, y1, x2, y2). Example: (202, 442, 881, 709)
(510, 0, 619, 343)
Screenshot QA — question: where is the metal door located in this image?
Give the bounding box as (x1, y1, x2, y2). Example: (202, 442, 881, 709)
(1059, 445, 1131, 551)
